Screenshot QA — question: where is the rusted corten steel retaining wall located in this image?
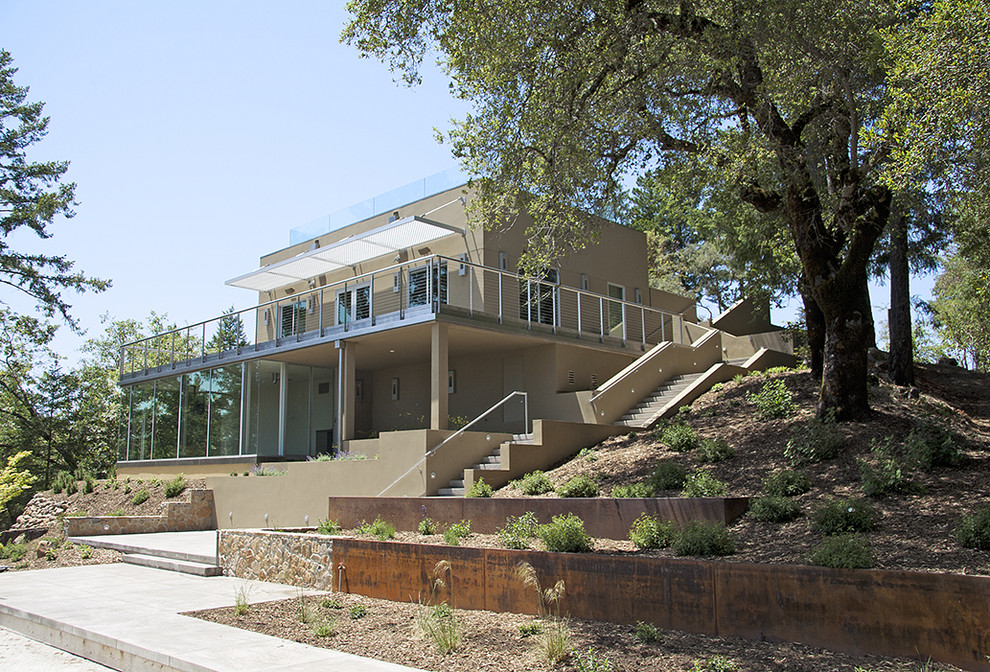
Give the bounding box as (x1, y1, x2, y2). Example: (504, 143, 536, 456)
(327, 496, 749, 539)
(332, 538, 990, 672)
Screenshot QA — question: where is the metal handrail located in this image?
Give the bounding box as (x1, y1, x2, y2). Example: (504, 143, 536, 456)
(376, 390, 528, 497)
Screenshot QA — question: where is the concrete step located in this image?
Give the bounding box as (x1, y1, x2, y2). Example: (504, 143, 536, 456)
(68, 535, 217, 566)
(122, 553, 222, 577)
(437, 487, 466, 497)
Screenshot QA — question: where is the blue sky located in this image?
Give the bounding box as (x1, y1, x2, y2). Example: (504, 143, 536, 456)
(2, 1, 933, 362)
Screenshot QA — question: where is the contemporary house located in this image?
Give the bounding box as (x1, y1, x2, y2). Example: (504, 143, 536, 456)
(116, 172, 793, 525)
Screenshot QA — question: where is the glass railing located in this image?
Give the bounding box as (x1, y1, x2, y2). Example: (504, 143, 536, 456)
(119, 255, 689, 379)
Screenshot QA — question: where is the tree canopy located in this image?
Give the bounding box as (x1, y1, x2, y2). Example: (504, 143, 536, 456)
(0, 49, 108, 327)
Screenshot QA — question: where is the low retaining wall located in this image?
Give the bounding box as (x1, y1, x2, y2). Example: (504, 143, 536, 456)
(63, 490, 217, 536)
(328, 496, 749, 539)
(217, 529, 990, 672)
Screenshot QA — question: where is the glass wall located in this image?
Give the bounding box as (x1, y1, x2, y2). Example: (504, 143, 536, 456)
(179, 371, 209, 457)
(209, 365, 242, 456)
(127, 381, 155, 461)
(151, 377, 179, 459)
(242, 360, 282, 457)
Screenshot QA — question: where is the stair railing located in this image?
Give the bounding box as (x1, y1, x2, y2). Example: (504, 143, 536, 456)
(376, 391, 529, 497)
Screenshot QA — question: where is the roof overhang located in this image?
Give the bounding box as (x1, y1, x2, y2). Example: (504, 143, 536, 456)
(226, 216, 464, 292)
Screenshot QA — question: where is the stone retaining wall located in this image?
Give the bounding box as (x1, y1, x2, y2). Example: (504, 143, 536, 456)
(218, 529, 334, 590)
(63, 490, 217, 536)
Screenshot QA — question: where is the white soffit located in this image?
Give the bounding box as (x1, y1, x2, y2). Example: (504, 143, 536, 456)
(226, 216, 464, 292)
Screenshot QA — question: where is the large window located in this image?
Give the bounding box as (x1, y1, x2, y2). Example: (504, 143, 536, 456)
(151, 377, 179, 459)
(520, 268, 558, 326)
(280, 300, 307, 337)
(336, 284, 371, 325)
(409, 261, 447, 307)
(209, 365, 242, 456)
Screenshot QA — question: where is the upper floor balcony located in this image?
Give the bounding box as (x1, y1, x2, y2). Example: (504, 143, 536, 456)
(119, 254, 692, 383)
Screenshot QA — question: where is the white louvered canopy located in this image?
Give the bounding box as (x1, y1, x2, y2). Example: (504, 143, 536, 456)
(226, 216, 464, 292)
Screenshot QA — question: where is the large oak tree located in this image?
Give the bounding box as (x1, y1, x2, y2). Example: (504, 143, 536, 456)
(345, 0, 906, 419)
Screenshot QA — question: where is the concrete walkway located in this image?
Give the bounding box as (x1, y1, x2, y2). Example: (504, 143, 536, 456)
(0, 532, 424, 672)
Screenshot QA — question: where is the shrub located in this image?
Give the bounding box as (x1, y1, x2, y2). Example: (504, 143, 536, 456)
(0, 541, 27, 562)
(316, 518, 342, 535)
(498, 511, 539, 550)
(51, 471, 74, 494)
(320, 597, 342, 610)
(578, 447, 598, 462)
(747, 378, 795, 420)
(956, 504, 990, 550)
(349, 604, 367, 619)
(233, 586, 250, 616)
(418, 517, 438, 535)
(514, 470, 554, 495)
(442, 519, 471, 546)
(698, 437, 735, 463)
(628, 514, 677, 549)
(633, 620, 662, 644)
(748, 496, 801, 523)
(416, 560, 460, 654)
(78, 544, 92, 560)
(661, 423, 700, 452)
(109, 508, 126, 517)
(808, 535, 874, 569)
(311, 617, 336, 638)
(466, 477, 493, 498)
(516, 562, 569, 664)
(762, 469, 811, 497)
(78, 476, 95, 495)
(810, 498, 878, 535)
(538, 513, 592, 553)
(681, 469, 728, 498)
(518, 621, 542, 637)
(164, 474, 187, 498)
(573, 647, 614, 672)
(556, 474, 599, 498)
(784, 413, 843, 465)
(611, 482, 653, 498)
(647, 460, 687, 491)
(689, 655, 739, 672)
(672, 521, 736, 556)
(904, 418, 960, 471)
(131, 488, 150, 506)
(357, 516, 395, 540)
(859, 438, 917, 498)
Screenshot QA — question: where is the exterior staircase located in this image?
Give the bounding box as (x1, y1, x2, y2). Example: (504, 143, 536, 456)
(615, 371, 706, 429)
(438, 433, 534, 496)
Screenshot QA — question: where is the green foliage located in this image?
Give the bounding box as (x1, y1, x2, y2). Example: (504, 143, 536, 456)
(44, 547, 57, 561)
(79, 476, 95, 495)
(646, 460, 687, 492)
(442, 519, 471, 546)
(672, 521, 736, 557)
(610, 482, 653, 498)
(415, 561, 460, 654)
(357, 516, 396, 540)
(628, 514, 677, 550)
(811, 498, 879, 535)
(904, 418, 960, 471)
(131, 488, 149, 506)
(0, 451, 37, 507)
(418, 517, 438, 535)
(513, 470, 553, 495)
(538, 513, 592, 553)
(633, 620, 662, 644)
(697, 437, 735, 463)
(349, 604, 367, 619)
(517, 621, 542, 637)
(320, 597, 342, 609)
(163, 474, 187, 498)
(761, 469, 812, 497)
(78, 544, 92, 560)
(689, 655, 739, 672)
(681, 469, 728, 498)
(316, 518, 342, 535)
(785, 413, 843, 465)
(748, 496, 802, 523)
(498, 511, 539, 550)
(516, 562, 569, 664)
(556, 474, 598, 498)
(310, 617, 336, 638)
(573, 647, 614, 672)
(233, 585, 249, 616)
(661, 423, 700, 452)
(0, 541, 27, 562)
(109, 508, 126, 517)
(250, 465, 287, 476)
(577, 447, 598, 462)
(808, 535, 874, 569)
(859, 437, 917, 498)
(51, 471, 74, 495)
(955, 504, 990, 550)
(747, 379, 796, 420)
(465, 477, 492, 498)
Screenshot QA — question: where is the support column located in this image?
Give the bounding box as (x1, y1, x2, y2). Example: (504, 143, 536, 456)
(430, 322, 449, 430)
(336, 340, 356, 448)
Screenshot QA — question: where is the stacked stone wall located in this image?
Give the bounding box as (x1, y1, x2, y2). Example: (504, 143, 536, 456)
(63, 490, 217, 536)
(219, 529, 334, 590)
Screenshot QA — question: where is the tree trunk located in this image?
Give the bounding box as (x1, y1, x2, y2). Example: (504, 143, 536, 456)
(800, 281, 825, 379)
(888, 214, 914, 385)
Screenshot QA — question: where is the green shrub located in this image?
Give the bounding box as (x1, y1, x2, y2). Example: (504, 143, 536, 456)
(349, 604, 367, 619)
(747, 378, 795, 420)
(416, 601, 460, 654)
(163, 473, 187, 498)
(78, 544, 92, 560)
(689, 655, 739, 672)
(320, 597, 342, 609)
(311, 617, 336, 638)
(514, 470, 553, 495)
(316, 518, 342, 535)
(498, 511, 540, 549)
(611, 482, 654, 498)
(517, 621, 542, 637)
(661, 423, 700, 452)
(628, 514, 677, 549)
(443, 519, 471, 546)
(109, 508, 126, 516)
(578, 447, 598, 462)
(748, 496, 801, 523)
(78, 476, 95, 495)
(810, 498, 878, 535)
(0, 541, 27, 562)
(698, 437, 735, 463)
(859, 438, 917, 498)
(51, 471, 74, 494)
(672, 521, 736, 556)
(808, 535, 874, 569)
(466, 477, 493, 498)
(131, 488, 150, 506)
(538, 513, 592, 553)
(956, 504, 990, 550)
(357, 516, 395, 540)
(573, 647, 614, 672)
(647, 460, 687, 491)
(556, 474, 599, 498)
(761, 469, 811, 497)
(681, 469, 728, 498)
(904, 418, 960, 471)
(418, 517, 438, 535)
(784, 413, 843, 465)
(633, 620, 662, 643)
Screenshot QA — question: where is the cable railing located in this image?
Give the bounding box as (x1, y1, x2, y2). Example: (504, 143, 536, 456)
(119, 255, 691, 379)
(376, 391, 528, 497)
